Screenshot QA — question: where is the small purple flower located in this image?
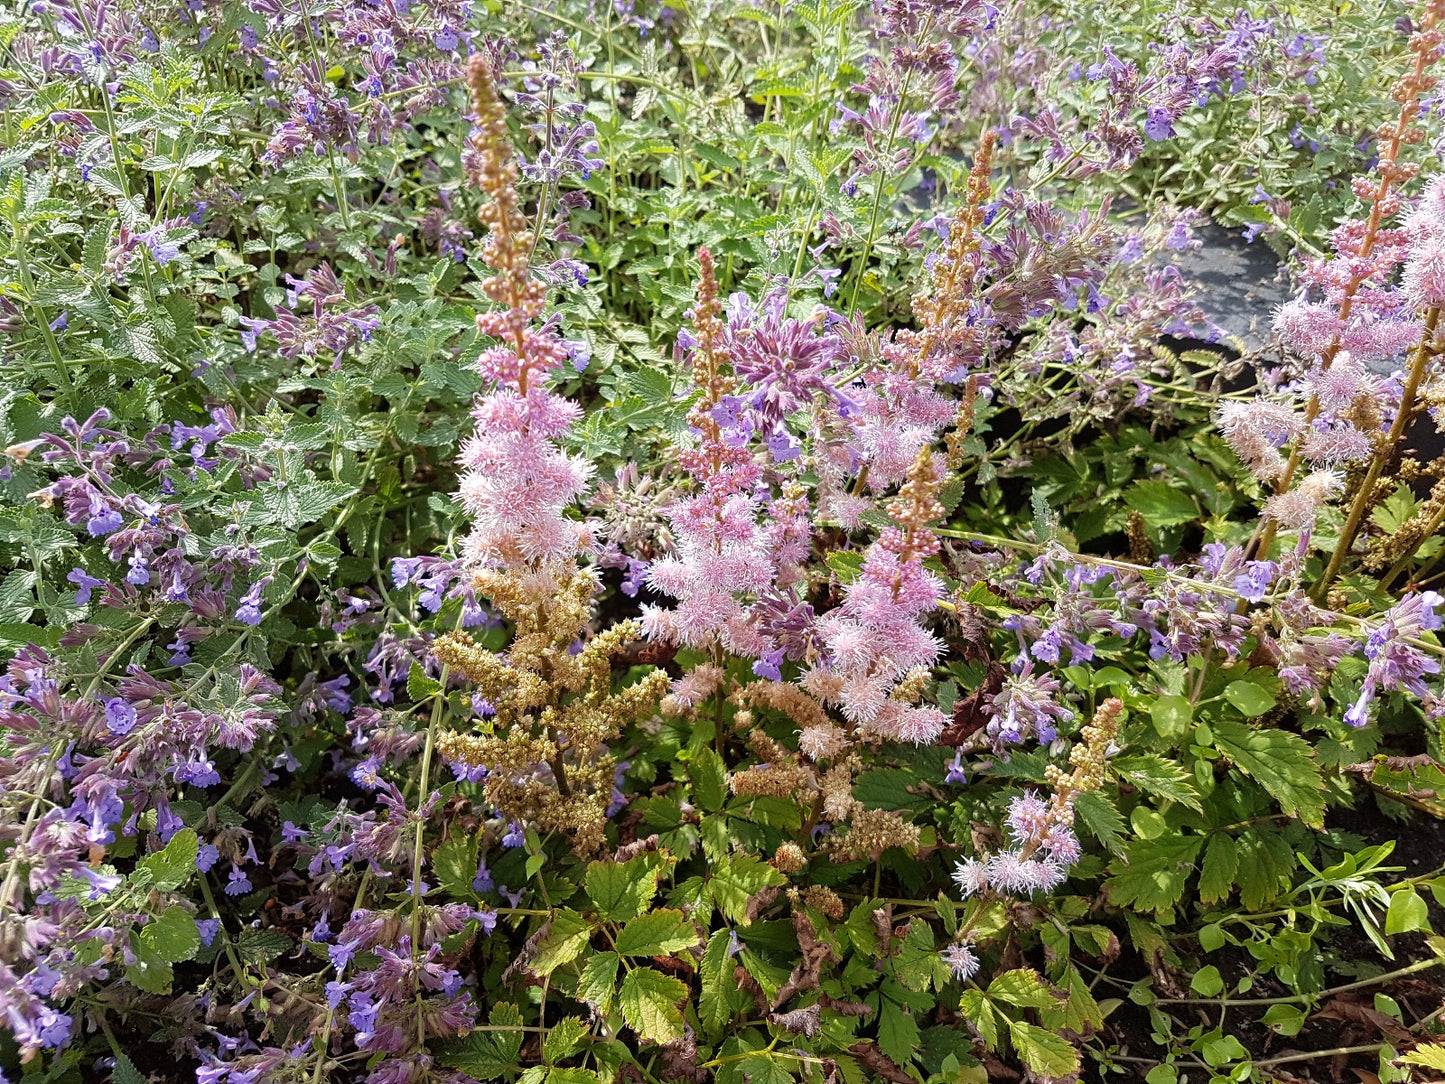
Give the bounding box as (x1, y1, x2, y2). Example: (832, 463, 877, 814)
(103, 697, 138, 735)
(126, 551, 150, 586)
(501, 822, 525, 848)
(196, 844, 220, 872)
(944, 752, 967, 784)
(235, 578, 268, 625)
(224, 867, 252, 896)
(1144, 107, 1175, 141)
(196, 918, 221, 946)
(68, 567, 106, 605)
(751, 648, 785, 682)
(281, 821, 309, 843)
(1233, 560, 1278, 603)
(472, 860, 493, 894)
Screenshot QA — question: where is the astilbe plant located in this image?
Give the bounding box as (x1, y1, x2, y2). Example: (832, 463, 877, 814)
(428, 56, 667, 855)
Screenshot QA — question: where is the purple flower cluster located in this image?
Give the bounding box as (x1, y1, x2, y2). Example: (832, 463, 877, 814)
(239, 263, 380, 365)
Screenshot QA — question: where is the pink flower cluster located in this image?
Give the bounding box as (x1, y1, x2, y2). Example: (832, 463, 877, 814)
(952, 790, 1077, 897)
(804, 455, 949, 744)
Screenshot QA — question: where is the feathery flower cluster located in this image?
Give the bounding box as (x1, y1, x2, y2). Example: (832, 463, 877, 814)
(806, 449, 948, 743)
(429, 55, 665, 853)
(1237, 4, 1445, 552)
(455, 54, 592, 578)
(954, 698, 1122, 898)
(641, 248, 780, 656)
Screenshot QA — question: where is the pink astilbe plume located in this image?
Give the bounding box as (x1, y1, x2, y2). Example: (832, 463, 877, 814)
(806, 449, 948, 743)
(456, 56, 592, 577)
(642, 248, 777, 656)
(1246, 4, 1445, 560)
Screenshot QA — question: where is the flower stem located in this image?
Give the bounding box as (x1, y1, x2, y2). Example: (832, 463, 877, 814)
(1315, 306, 1441, 600)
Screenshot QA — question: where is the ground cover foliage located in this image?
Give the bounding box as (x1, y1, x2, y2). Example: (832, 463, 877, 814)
(5, 0, 1445, 1082)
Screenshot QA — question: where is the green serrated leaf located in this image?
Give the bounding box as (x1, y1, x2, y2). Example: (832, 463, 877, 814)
(407, 661, 442, 702)
(614, 909, 699, 956)
(988, 969, 1056, 1011)
(699, 930, 733, 1033)
(1403, 1043, 1445, 1070)
(433, 833, 480, 899)
(1104, 835, 1204, 916)
(876, 998, 921, 1065)
(530, 910, 594, 976)
(1199, 834, 1239, 906)
(1075, 790, 1127, 856)
(112, 1054, 148, 1084)
(1113, 754, 1203, 812)
(708, 855, 786, 925)
(1125, 481, 1198, 528)
(1007, 1019, 1080, 1078)
(125, 936, 175, 994)
(618, 967, 688, 1045)
(1211, 720, 1325, 827)
(576, 951, 620, 1016)
(586, 854, 664, 922)
(543, 1017, 591, 1064)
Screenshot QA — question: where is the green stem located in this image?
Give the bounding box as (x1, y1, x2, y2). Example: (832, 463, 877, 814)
(1315, 306, 1440, 600)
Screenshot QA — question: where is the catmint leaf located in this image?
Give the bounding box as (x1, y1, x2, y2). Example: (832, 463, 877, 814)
(112, 1055, 147, 1084)
(1210, 721, 1325, 827)
(618, 967, 687, 1045)
(142, 905, 201, 964)
(136, 828, 198, 892)
(1223, 679, 1276, 717)
(237, 929, 292, 962)
(124, 936, 175, 994)
(614, 909, 699, 956)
